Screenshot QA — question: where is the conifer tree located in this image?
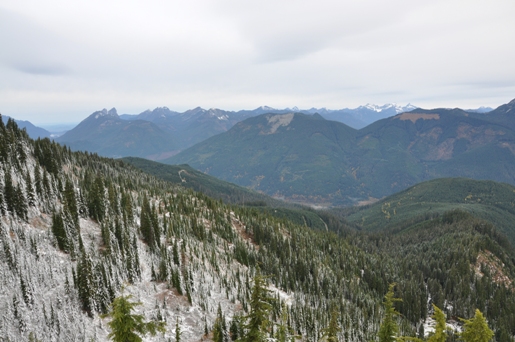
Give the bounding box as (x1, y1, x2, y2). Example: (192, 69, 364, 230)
(51, 212, 68, 252)
(77, 243, 95, 316)
(213, 304, 226, 342)
(241, 268, 274, 342)
(102, 293, 165, 342)
(64, 179, 79, 226)
(321, 306, 340, 342)
(175, 317, 182, 342)
(275, 303, 298, 342)
(427, 304, 447, 342)
(140, 193, 157, 249)
(378, 283, 402, 342)
(88, 175, 105, 222)
(459, 309, 494, 342)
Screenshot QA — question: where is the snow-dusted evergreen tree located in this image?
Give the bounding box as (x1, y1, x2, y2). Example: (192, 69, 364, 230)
(102, 293, 165, 341)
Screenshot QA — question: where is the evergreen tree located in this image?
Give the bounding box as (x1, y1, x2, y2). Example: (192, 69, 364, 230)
(77, 245, 95, 316)
(240, 268, 274, 342)
(275, 303, 298, 342)
(88, 175, 105, 222)
(51, 212, 68, 252)
(427, 305, 447, 342)
(140, 193, 157, 249)
(4, 171, 15, 215)
(459, 309, 494, 342)
(378, 283, 402, 342)
(213, 304, 226, 342)
(175, 317, 182, 342)
(64, 179, 79, 226)
(102, 293, 166, 342)
(321, 306, 340, 342)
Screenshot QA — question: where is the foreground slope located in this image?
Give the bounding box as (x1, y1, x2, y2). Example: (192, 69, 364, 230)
(1, 115, 515, 341)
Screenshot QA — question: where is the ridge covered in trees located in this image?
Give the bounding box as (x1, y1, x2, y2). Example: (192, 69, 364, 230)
(0, 114, 513, 341)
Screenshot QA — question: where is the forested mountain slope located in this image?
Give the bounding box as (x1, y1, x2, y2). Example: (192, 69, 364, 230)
(344, 178, 515, 245)
(1, 115, 515, 341)
(166, 113, 361, 206)
(167, 99, 515, 206)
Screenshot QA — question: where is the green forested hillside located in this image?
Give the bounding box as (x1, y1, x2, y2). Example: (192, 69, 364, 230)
(166, 113, 362, 206)
(167, 99, 515, 206)
(122, 156, 338, 232)
(1, 115, 515, 341)
(344, 178, 515, 245)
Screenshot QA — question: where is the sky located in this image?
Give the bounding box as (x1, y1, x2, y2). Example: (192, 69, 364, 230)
(1, 0, 514, 125)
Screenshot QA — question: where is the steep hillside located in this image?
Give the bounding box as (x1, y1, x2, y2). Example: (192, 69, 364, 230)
(56, 108, 177, 160)
(122, 157, 340, 232)
(354, 106, 515, 196)
(166, 113, 361, 206)
(1, 115, 515, 341)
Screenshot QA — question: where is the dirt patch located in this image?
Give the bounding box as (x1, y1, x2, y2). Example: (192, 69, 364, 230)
(473, 250, 512, 289)
(357, 197, 380, 206)
(396, 113, 440, 123)
(231, 215, 258, 249)
(261, 113, 294, 134)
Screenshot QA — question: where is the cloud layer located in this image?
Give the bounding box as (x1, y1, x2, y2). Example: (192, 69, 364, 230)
(1, 0, 514, 124)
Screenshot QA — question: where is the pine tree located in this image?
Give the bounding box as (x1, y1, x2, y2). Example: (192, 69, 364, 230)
(64, 179, 79, 226)
(175, 317, 182, 342)
(459, 309, 494, 342)
(88, 175, 105, 222)
(213, 304, 226, 342)
(140, 193, 157, 249)
(321, 306, 340, 342)
(275, 303, 298, 342)
(102, 293, 166, 342)
(51, 212, 68, 252)
(427, 304, 447, 342)
(241, 268, 274, 342)
(4, 171, 15, 215)
(77, 244, 95, 316)
(378, 283, 402, 342)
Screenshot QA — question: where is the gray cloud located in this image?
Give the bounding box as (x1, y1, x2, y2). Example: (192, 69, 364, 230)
(0, 0, 514, 124)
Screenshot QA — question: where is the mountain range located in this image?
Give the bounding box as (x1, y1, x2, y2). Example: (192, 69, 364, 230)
(166, 99, 515, 206)
(53, 103, 421, 160)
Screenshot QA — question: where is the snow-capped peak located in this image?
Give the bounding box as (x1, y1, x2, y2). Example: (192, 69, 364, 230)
(94, 108, 118, 119)
(359, 103, 417, 113)
(257, 106, 277, 111)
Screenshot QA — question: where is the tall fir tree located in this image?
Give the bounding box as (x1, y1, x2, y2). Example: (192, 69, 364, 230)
(241, 268, 274, 342)
(459, 309, 494, 342)
(378, 283, 402, 342)
(102, 293, 165, 342)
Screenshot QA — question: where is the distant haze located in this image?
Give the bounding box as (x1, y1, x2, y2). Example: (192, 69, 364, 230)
(1, 0, 514, 124)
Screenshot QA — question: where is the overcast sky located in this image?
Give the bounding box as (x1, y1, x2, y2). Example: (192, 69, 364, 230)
(1, 0, 514, 125)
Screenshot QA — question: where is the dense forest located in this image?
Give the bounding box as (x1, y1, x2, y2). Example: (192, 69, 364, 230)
(1, 114, 514, 341)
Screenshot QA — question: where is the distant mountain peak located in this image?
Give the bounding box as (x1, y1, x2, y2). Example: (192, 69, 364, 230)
(359, 103, 417, 114)
(93, 107, 118, 119)
(257, 105, 277, 111)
